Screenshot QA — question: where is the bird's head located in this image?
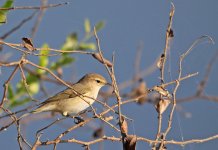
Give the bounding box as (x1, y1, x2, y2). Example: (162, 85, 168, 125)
(78, 73, 111, 89)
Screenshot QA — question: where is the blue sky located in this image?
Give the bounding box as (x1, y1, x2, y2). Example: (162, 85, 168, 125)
(0, 0, 218, 149)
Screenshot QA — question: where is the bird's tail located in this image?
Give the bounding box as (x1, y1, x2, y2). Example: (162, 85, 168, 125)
(17, 105, 45, 120)
(18, 104, 55, 120)
(31, 103, 56, 114)
(18, 112, 32, 121)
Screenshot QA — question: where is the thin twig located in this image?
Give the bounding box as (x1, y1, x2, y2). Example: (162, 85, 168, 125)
(31, 0, 48, 39)
(160, 3, 175, 84)
(1, 11, 37, 39)
(0, 65, 19, 106)
(0, 2, 69, 10)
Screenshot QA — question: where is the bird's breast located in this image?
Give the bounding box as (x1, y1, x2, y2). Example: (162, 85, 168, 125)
(56, 89, 100, 115)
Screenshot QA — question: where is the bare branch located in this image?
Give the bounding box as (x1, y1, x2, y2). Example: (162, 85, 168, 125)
(0, 2, 69, 11)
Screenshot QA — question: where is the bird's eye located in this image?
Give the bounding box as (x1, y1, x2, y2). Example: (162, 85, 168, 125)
(96, 80, 101, 83)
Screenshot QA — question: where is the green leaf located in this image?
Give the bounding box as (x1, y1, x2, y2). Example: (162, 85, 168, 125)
(50, 55, 74, 70)
(38, 43, 50, 74)
(0, 0, 14, 25)
(26, 73, 38, 83)
(16, 74, 39, 95)
(9, 98, 30, 108)
(26, 75, 40, 95)
(28, 81, 39, 94)
(39, 43, 50, 66)
(2, 0, 13, 8)
(7, 84, 14, 99)
(84, 18, 91, 33)
(78, 42, 96, 50)
(61, 33, 78, 50)
(16, 81, 25, 95)
(0, 13, 6, 24)
(95, 21, 105, 32)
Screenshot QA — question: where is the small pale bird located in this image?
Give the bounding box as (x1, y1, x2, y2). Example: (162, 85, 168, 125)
(20, 73, 109, 119)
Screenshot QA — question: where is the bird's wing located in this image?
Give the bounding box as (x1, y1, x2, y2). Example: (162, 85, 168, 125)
(41, 83, 90, 105)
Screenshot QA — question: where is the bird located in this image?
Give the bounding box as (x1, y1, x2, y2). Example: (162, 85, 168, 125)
(19, 73, 110, 120)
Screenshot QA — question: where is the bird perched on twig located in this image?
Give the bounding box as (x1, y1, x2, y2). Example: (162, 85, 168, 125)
(19, 73, 110, 120)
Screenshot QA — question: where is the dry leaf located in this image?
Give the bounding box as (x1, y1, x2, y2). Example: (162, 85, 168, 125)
(84, 145, 90, 150)
(136, 80, 147, 104)
(157, 54, 165, 69)
(155, 99, 171, 114)
(22, 37, 35, 51)
(156, 143, 167, 150)
(169, 28, 174, 37)
(124, 135, 137, 150)
(153, 86, 171, 98)
(92, 53, 113, 67)
(120, 116, 128, 135)
(93, 127, 103, 138)
(135, 80, 147, 104)
(127, 79, 148, 105)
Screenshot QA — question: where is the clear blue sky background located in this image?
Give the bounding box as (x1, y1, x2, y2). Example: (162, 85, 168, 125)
(0, 0, 218, 149)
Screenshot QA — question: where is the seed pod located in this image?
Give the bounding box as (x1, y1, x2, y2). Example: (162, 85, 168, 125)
(157, 54, 165, 69)
(22, 37, 35, 51)
(169, 28, 174, 37)
(155, 99, 171, 114)
(127, 79, 148, 105)
(153, 86, 172, 98)
(124, 135, 137, 150)
(84, 145, 90, 150)
(93, 127, 103, 138)
(135, 80, 147, 105)
(92, 53, 113, 67)
(120, 116, 128, 135)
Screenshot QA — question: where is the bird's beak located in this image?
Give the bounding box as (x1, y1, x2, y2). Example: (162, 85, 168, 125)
(106, 82, 112, 86)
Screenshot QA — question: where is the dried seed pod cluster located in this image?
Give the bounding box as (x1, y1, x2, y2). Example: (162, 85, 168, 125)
(151, 86, 172, 114)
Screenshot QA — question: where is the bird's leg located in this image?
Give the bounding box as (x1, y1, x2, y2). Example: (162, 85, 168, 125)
(78, 109, 88, 115)
(70, 110, 89, 124)
(63, 112, 84, 124)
